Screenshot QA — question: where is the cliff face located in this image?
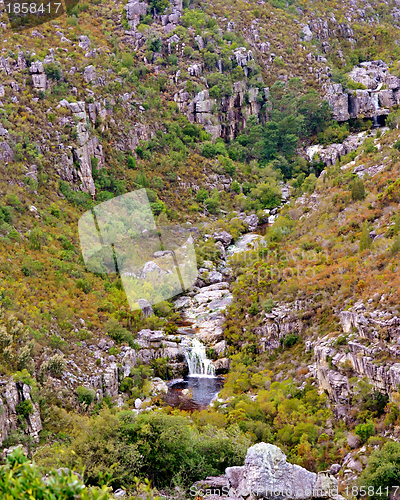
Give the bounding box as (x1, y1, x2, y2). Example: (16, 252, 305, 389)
(313, 304, 400, 405)
(325, 61, 400, 123)
(0, 379, 42, 447)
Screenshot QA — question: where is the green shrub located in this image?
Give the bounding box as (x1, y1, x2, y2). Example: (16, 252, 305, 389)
(355, 420, 375, 443)
(15, 400, 34, 419)
(0, 447, 110, 500)
(351, 177, 366, 201)
(283, 334, 299, 348)
(359, 222, 372, 252)
(76, 386, 96, 407)
(248, 302, 259, 315)
(44, 62, 62, 81)
(261, 298, 275, 313)
(106, 318, 135, 346)
(361, 441, 400, 498)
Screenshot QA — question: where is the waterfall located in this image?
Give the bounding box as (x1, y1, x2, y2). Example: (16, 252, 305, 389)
(371, 92, 380, 127)
(184, 338, 216, 377)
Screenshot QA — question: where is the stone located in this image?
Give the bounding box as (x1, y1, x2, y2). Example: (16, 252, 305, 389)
(79, 35, 91, 50)
(150, 377, 168, 395)
(330, 464, 341, 475)
(244, 214, 259, 231)
(213, 357, 230, 374)
(209, 271, 223, 284)
(84, 65, 96, 83)
(138, 299, 154, 318)
(0, 85, 4, 97)
(17, 51, 27, 70)
(114, 489, 127, 498)
(139, 261, 165, 279)
(192, 476, 229, 491)
(347, 433, 360, 449)
(30, 61, 47, 91)
(346, 459, 363, 472)
(228, 443, 338, 499)
(213, 231, 232, 248)
(0, 142, 14, 162)
(0, 56, 11, 75)
(134, 398, 142, 409)
(125, 1, 147, 29)
(195, 35, 204, 49)
(188, 63, 203, 77)
(137, 329, 164, 342)
(215, 241, 226, 260)
(302, 24, 313, 42)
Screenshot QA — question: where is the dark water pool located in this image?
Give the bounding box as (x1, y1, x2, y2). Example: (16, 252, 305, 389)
(164, 376, 224, 411)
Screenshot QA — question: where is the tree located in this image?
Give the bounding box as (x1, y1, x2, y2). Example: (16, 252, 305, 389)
(355, 420, 374, 443)
(361, 441, 400, 498)
(359, 222, 372, 252)
(351, 177, 366, 201)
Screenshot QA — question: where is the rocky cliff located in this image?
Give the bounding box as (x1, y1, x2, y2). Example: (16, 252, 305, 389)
(0, 378, 42, 446)
(192, 443, 341, 500)
(325, 61, 400, 124)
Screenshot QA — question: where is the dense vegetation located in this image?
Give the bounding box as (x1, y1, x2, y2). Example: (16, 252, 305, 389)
(2, 0, 400, 497)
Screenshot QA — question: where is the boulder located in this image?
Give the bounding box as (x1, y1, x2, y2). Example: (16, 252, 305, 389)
(213, 231, 232, 248)
(0, 142, 14, 162)
(79, 35, 91, 50)
(84, 65, 96, 83)
(209, 271, 223, 284)
(244, 214, 259, 232)
(234, 443, 320, 499)
(137, 299, 154, 318)
(30, 61, 47, 91)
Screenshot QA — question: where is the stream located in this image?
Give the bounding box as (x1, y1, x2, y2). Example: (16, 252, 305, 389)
(163, 231, 266, 410)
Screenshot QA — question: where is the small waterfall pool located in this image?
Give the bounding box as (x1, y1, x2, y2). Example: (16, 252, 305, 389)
(164, 376, 224, 411)
(184, 338, 215, 377)
(164, 338, 223, 410)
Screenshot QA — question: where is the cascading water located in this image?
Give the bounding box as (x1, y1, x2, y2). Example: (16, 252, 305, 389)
(371, 92, 380, 127)
(184, 338, 216, 377)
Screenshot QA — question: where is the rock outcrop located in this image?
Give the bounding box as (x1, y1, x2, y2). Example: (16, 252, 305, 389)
(313, 302, 400, 403)
(59, 100, 104, 195)
(305, 131, 372, 166)
(0, 378, 42, 446)
(175, 82, 267, 140)
(325, 61, 400, 123)
(192, 443, 341, 500)
(30, 61, 47, 92)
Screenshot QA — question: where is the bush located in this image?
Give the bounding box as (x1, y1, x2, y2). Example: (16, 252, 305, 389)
(44, 62, 62, 81)
(355, 420, 374, 443)
(360, 441, 400, 498)
(195, 188, 208, 203)
(202, 142, 227, 158)
(283, 334, 299, 348)
(106, 318, 135, 346)
(351, 177, 366, 201)
(76, 386, 96, 407)
(0, 447, 110, 500)
(359, 222, 372, 252)
(15, 400, 34, 419)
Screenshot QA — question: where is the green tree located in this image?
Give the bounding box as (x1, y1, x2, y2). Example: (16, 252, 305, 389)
(359, 222, 372, 252)
(351, 177, 366, 201)
(355, 420, 374, 443)
(361, 441, 400, 498)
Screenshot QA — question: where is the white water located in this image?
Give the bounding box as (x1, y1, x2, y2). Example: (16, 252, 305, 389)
(184, 338, 216, 378)
(371, 92, 380, 127)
